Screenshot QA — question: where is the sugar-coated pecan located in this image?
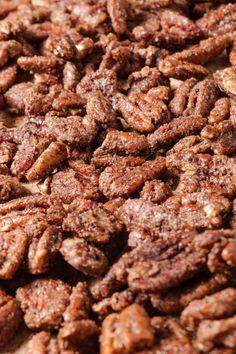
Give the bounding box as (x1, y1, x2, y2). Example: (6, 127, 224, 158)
(0, 289, 22, 349)
(100, 304, 154, 354)
(148, 115, 206, 149)
(16, 279, 71, 330)
(99, 157, 166, 199)
(17, 55, 63, 73)
(169, 78, 197, 117)
(181, 288, 236, 331)
(107, 0, 127, 35)
(25, 332, 60, 354)
(140, 180, 172, 204)
(201, 120, 236, 156)
(0, 228, 27, 279)
(42, 115, 98, 146)
(87, 89, 118, 129)
(196, 315, 236, 352)
(63, 61, 81, 92)
(60, 238, 108, 277)
(196, 3, 236, 37)
(167, 152, 236, 196)
(0, 175, 29, 201)
(0, 64, 17, 93)
(208, 97, 230, 124)
(0, 40, 22, 67)
(63, 198, 123, 244)
(50, 160, 100, 204)
(214, 67, 236, 99)
(63, 282, 91, 322)
(151, 274, 229, 314)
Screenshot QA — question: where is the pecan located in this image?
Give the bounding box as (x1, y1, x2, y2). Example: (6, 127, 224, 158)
(159, 36, 232, 79)
(25, 332, 60, 354)
(201, 120, 236, 156)
(60, 238, 108, 277)
(169, 78, 197, 117)
(63, 61, 81, 92)
(50, 160, 100, 204)
(0, 228, 28, 279)
(128, 67, 169, 95)
(151, 274, 229, 314)
(99, 157, 166, 199)
(208, 98, 230, 124)
(0, 64, 17, 93)
(119, 192, 230, 241)
(140, 180, 172, 204)
(0, 175, 29, 201)
(17, 55, 63, 73)
(196, 316, 236, 352)
(0, 289, 22, 348)
(214, 67, 236, 99)
(100, 304, 154, 354)
(181, 288, 236, 331)
(16, 279, 71, 330)
(196, 3, 236, 37)
(63, 282, 91, 322)
(63, 198, 123, 244)
(107, 0, 127, 35)
(41, 115, 98, 146)
(167, 152, 236, 196)
(148, 115, 206, 150)
(0, 40, 22, 67)
(87, 89, 118, 129)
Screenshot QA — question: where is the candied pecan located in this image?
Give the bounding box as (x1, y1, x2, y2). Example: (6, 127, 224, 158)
(151, 274, 229, 314)
(92, 289, 135, 319)
(99, 157, 166, 199)
(127, 0, 172, 11)
(229, 40, 236, 66)
(128, 67, 168, 95)
(25, 332, 60, 354)
(0, 40, 22, 67)
(115, 93, 167, 133)
(94, 129, 149, 157)
(26, 141, 68, 182)
(87, 89, 118, 129)
(4, 82, 51, 115)
(107, 0, 127, 35)
(196, 316, 236, 352)
(148, 115, 206, 150)
(169, 78, 197, 117)
(181, 288, 236, 331)
(63, 61, 81, 92)
(208, 97, 230, 124)
(120, 193, 230, 240)
(167, 152, 236, 197)
(16, 278, 71, 330)
(11, 132, 51, 179)
(17, 55, 63, 73)
(0, 228, 27, 279)
(27, 225, 62, 275)
(0, 175, 29, 201)
(100, 304, 154, 354)
(196, 3, 236, 37)
(92, 154, 145, 169)
(0, 64, 17, 93)
(201, 120, 236, 156)
(159, 35, 232, 79)
(63, 198, 123, 244)
(0, 141, 15, 165)
(140, 180, 172, 204)
(182, 79, 220, 118)
(71, 2, 107, 33)
(63, 282, 91, 322)
(159, 9, 200, 48)
(0, 289, 22, 348)
(59, 319, 100, 353)
(50, 160, 100, 204)
(214, 67, 236, 99)
(60, 238, 108, 277)
(42, 115, 98, 146)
